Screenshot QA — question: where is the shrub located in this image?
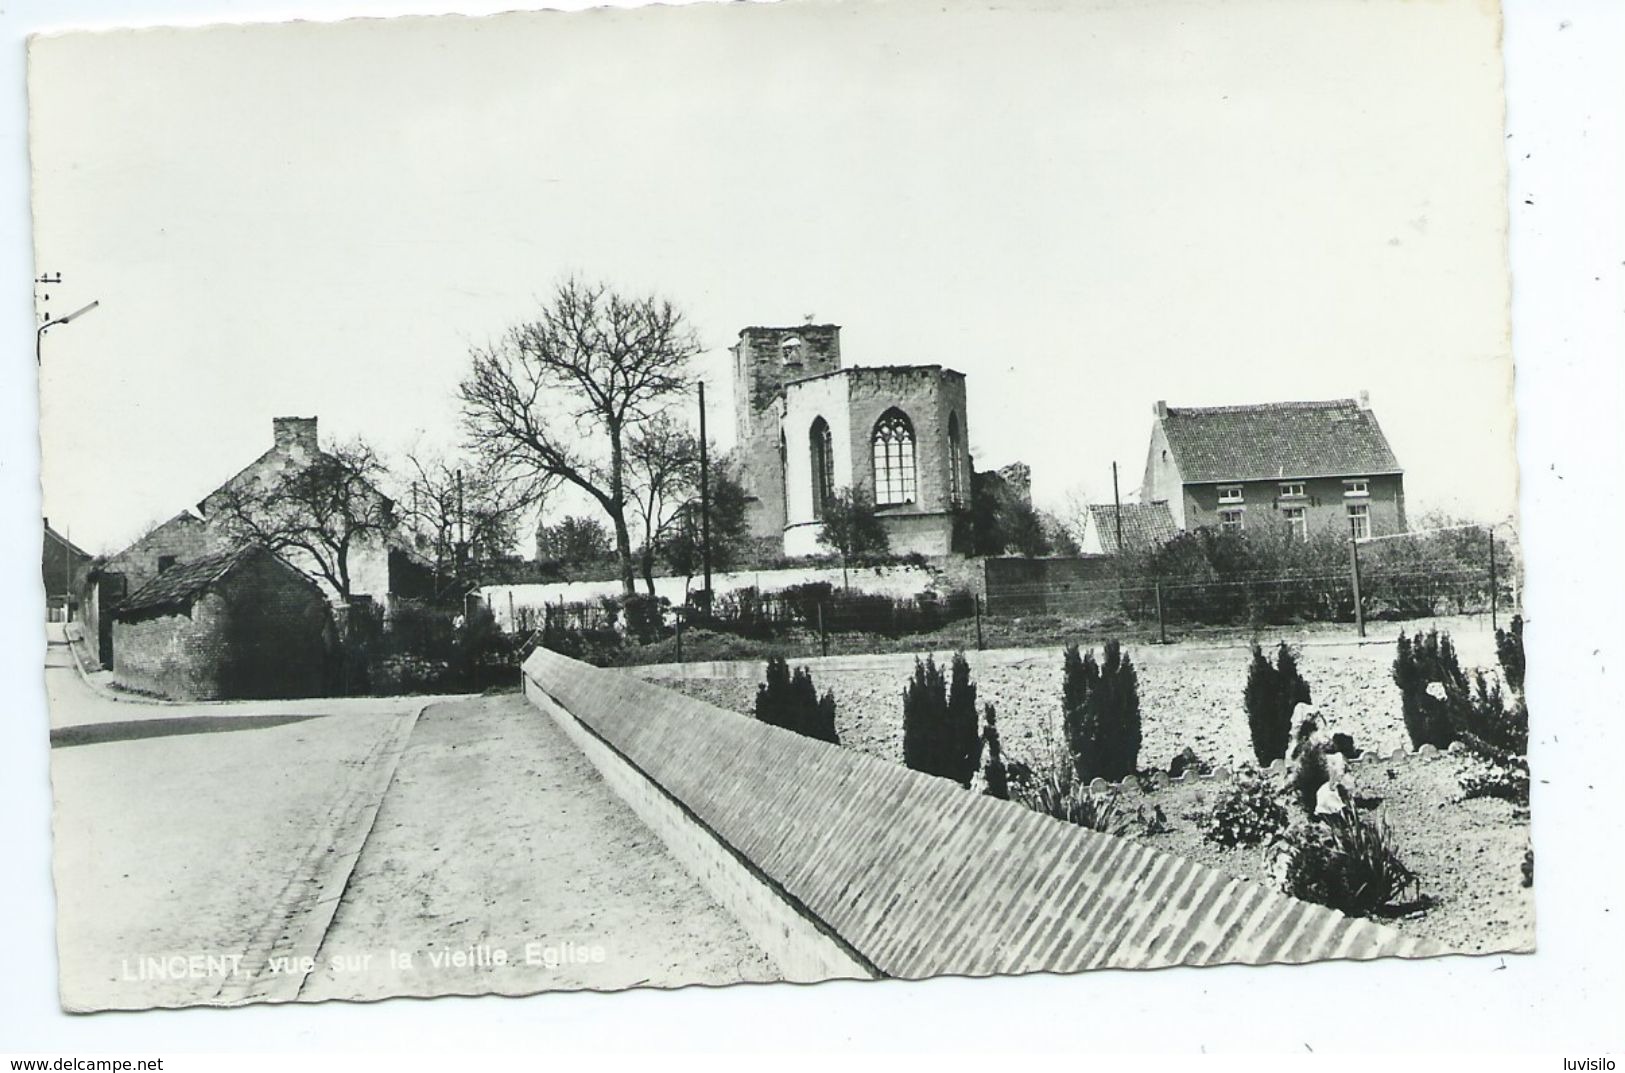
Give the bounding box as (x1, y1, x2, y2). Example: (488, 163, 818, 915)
(902, 653, 983, 786)
(1497, 614, 1526, 693)
(1393, 630, 1470, 750)
(1202, 765, 1290, 848)
(1271, 805, 1419, 917)
(1287, 745, 1333, 816)
(1459, 754, 1531, 806)
(1244, 642, 1312, 766)
(981, 704, 1010, 800)
(1168, 746, 1211, 780)
(1395, 627, 1530, 760)
(754, 657, 839, 744)
(1006, 759, 1122, 833)
(1061, 640, 1142, 782)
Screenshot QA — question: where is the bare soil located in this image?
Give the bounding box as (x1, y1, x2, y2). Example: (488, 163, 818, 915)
(659, 631, 1534, 957)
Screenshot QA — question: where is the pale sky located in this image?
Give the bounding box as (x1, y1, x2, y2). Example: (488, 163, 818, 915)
(29, 0, 1515, 555)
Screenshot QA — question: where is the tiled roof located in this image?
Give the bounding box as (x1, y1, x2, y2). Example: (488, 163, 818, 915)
(1087, 501, 1178, 555)
(115, 545, 262, 615)
(1159, 399, 1401, 484)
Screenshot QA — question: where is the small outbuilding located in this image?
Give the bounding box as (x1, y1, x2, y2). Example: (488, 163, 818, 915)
(111, 545, 336, 700)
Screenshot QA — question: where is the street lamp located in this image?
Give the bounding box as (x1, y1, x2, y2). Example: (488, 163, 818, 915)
(36, 299, 99, 364)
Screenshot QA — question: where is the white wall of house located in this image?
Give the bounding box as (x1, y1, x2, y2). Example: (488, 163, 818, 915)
(478, 561, 940, 632)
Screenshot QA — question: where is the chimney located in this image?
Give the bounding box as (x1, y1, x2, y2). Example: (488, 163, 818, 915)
(1358, 390, 1371, 410)
(273, 416, 319, 455)
(1153, 400, 1169, 419)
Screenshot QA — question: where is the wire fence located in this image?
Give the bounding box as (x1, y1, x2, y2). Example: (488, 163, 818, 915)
(513, 538, 1517, 666)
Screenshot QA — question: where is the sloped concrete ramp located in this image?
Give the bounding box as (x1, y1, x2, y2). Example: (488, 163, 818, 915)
(522, 648, 1439, 982)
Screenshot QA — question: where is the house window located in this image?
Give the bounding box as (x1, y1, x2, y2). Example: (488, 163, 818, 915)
(872, 409, 917, 506)
(1283, 505, 1308, 541)
(1279, 482, 1306, 499)
(1344, 478, 1370, 498)
(809, 417, 834, 520)
(1218, 485, 1243, 504)
(1347, 503, 1371, 540)
(1219, 508, 1245, 533)
(157, 555, 177, 574)
(947, 413, 965, 506)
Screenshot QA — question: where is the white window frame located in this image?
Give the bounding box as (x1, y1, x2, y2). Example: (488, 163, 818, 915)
(1218, 484, 1244, 504)
(1282, 505, 1308, 541)
(1347, 502, 1370, 540)
(1218, 507, 1245, 532)
(1279, 481, 1306, 499)
(1343, 478, 1370, 498)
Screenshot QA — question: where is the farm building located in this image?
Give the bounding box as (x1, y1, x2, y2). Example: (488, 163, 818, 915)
(42, 519, 92, 623)
(1141, 394, 1406, 541)
(1078, 501, 1179, 556)
(111, 545, 336, 700)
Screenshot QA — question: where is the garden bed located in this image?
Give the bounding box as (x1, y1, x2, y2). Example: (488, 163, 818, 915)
(656, 632, 1533, 956)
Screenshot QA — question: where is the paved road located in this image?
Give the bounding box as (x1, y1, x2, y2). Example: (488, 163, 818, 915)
(45, 635, 774, 1010)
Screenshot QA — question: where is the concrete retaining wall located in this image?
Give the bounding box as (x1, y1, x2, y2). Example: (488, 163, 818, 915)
(521, 647, 1438, 981)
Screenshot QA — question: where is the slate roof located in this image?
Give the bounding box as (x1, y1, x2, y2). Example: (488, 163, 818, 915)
(43, 522, 92, 565)
(1087, 502, 1178, 555)
(1159, 399, 1402, 484)
(115, 545, 297, 616)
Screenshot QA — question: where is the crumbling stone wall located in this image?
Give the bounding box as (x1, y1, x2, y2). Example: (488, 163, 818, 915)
(112, 554, 335, 700)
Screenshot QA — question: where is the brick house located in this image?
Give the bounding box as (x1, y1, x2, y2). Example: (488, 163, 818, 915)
(42, 519, 93, 623)
(111, 545, 336, 700)
(1141, 395, 1406, 541)
(1078, 501, 1179, 556)
(732, 325, 973, 557)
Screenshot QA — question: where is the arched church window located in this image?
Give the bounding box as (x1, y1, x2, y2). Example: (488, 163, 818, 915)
(872, 409, 917, 506)
(810, 417, 835, 520)
(948, 413, 964, 507)
(778, 431, 789, 525)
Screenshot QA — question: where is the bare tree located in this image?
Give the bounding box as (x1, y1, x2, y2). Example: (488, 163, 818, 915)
(400, 450, 548, 595)
(459, 278, 700, 597)
(208, 439, 396, 603)
(816, 485, 891, 589)
(625, 414, 702, 594)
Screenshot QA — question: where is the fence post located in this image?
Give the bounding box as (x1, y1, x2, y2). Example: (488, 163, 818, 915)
(1154, 581, 1167, 645)
(1350, 538, 1366, 639)
(817, 601, 828, 658)
(975, 594, 985, 651)
(1488, 527, 1498, 632)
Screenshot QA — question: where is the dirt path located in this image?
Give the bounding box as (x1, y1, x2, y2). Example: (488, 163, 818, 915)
(299, 694, 778, 1002)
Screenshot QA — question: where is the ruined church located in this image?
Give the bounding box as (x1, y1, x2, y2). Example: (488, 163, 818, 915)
(731, 324, 970, 558)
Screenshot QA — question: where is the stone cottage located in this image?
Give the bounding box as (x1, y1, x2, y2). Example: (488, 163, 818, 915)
(111, 545, 336, 700)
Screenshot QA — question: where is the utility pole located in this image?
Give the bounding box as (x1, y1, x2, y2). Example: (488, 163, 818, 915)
(1350, 537, 1366, 639)
(456, 469, 466, 589)
(1112, 462, 1123, 554)
(698, 381, 712, 607)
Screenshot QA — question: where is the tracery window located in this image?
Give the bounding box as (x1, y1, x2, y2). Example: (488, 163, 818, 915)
(872, 409, 917, 506)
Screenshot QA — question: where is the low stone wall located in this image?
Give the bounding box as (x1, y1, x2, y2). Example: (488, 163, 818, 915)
(521, 647, 1438, 981)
